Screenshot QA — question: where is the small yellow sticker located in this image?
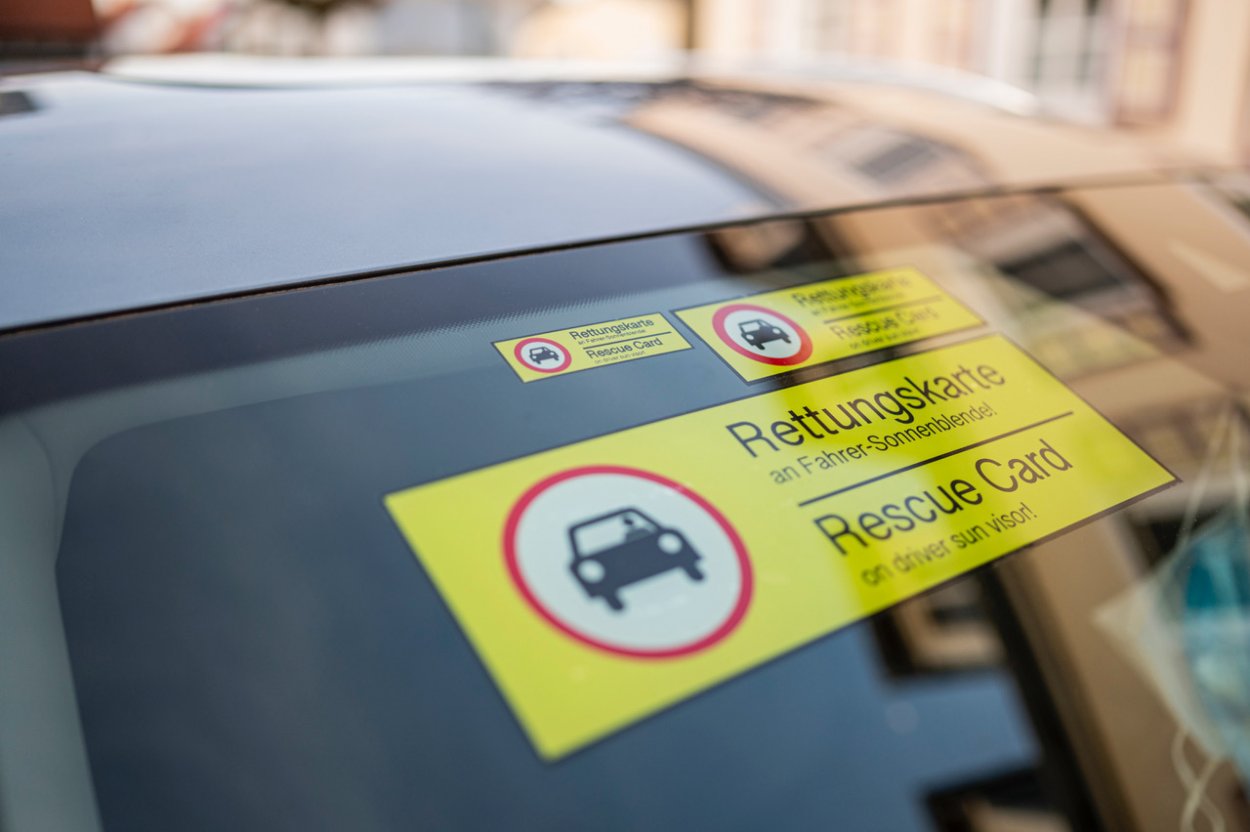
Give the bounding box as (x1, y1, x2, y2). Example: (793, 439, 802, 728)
(675, 267, 983, 381)
(496, 313, 691, 382)
(386, 335, 1173, 760)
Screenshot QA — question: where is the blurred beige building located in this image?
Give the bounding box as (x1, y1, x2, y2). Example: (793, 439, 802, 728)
(512, 0, 685, 60)
(693, 0, 1250, 159)
(15, 0, 1250, 161)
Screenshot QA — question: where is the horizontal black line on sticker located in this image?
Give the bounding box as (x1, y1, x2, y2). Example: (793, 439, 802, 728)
(796, 410, 1076, 508)
(821, 295, 947, 325)
(577, 330, 675, 351)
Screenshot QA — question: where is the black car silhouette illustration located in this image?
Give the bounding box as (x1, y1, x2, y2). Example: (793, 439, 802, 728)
(527, 345, 561, 364)
(738, 318, 791, 349)
(568, 508, 704, 612)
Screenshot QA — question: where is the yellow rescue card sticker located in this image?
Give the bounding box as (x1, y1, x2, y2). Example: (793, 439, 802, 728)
(675, 266, 983, 381)
(496, 313, 690, 381)
(385, 335, 1174, 760)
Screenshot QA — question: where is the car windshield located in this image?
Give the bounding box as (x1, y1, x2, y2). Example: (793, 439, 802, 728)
(2, 182, 1249, 832)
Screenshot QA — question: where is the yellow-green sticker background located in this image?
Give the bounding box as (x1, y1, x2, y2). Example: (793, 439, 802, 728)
(676, 266, 983, 381)
(386, 335, 1174, 760)
(495, 313, 690, 382)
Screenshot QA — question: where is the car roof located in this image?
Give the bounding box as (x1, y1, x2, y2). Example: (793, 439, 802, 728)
(0, 57, 1215, 334)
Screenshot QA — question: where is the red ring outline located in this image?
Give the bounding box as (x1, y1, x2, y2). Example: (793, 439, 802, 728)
(514, 337, 572, 374)
(503, 465, 753, 659)
(711, 303, 813, 366)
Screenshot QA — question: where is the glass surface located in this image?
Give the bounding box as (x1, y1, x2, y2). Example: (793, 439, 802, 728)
(572, 511, 661, 556)
(2, 182, 1249, 831)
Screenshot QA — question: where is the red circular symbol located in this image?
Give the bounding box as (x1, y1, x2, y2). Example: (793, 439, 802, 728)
(514, 337, 571, 373)
(503, 465, 754, 659)
(711, 303, 813, 366)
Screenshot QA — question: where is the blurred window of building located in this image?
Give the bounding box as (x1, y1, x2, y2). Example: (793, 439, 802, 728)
(1028, 0, 1110, 118)
(511, 0, 685, 60)
(801, 0, 901, 60)
(930, 0, 979, 70)
(1110, 0, 1188, 125)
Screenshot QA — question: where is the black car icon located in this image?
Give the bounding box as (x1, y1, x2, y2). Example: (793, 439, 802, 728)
(738, 318, 791, 349)
(568, 508, 704, 612)
(527, 345, 561, 364)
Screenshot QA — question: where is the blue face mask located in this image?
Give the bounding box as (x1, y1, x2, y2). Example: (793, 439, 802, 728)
(1182, 509, 1250, 787)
